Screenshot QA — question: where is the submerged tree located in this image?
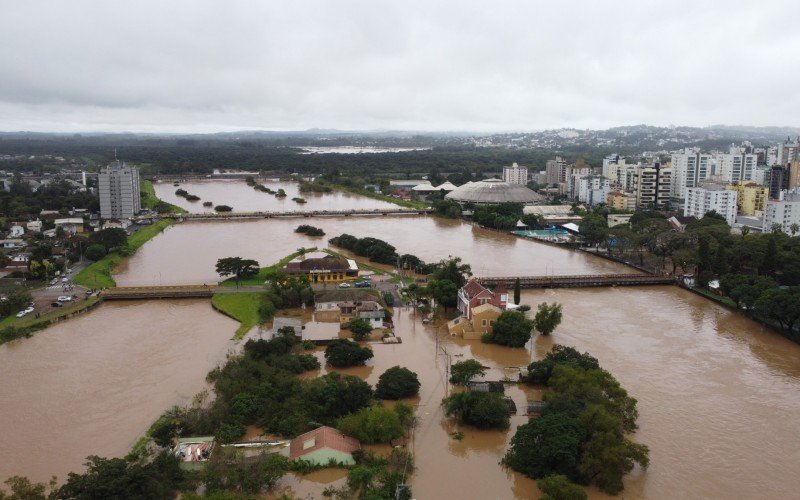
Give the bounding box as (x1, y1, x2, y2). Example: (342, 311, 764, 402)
(533, 302, 563, 336)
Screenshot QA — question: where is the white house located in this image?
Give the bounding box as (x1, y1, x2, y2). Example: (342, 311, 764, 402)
(9, 225, 24, 238)
(0, 239, 26, 250)
(25, 220, 42, 233)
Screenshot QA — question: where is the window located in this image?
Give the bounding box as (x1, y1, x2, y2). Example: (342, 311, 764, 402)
(303, 438, 316, 450)
(481, 319, 487, 327)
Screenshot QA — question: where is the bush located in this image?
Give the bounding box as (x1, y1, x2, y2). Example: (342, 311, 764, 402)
(337, 406, 404, 444)
(375, 366, 420, 399)
(215, 205, 233, 212)
(349, 317, 373, 341)
(537, 475, 587, 500)
(295, 225, 325, 236)
(324, 339, 374, 367)
(84, 243, 107, 261)
(449, 359, 486, 385)
(442, 391, 509, 429)
(482, 311, 533, 347)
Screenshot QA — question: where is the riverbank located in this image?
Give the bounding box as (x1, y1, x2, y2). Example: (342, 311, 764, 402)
(74, 219, 175, 288)
(0, 296, 102, 345)
(141, 179, 187, 213)
(324, 182, 428, 210)
(211, 292, 264, 339)
(218, 247, 318, 288)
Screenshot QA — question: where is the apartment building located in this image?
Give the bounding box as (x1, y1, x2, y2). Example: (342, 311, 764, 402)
(684, 184, 738, 225)
(98, 160, 141, 219)
(763, 192, 800, 234)
(635, 163, 672, 209)
(502, 162, 529, 185)
(671, 149, 713, 199)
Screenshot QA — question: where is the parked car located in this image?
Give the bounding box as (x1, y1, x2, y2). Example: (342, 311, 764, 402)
(51, 302, 63, 308)
(50, 278, 58, 285)
(16, 310, 27, 318)
(24, 306, 34, 314)
(61, 277, 68, 283)
(354, 281, 370, 288)
(57, 295, 72, 302)
(338, 282, 351, 288)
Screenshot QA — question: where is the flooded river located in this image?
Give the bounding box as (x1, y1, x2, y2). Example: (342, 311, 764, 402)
(0, 300, 237, 483)
(153, 179, 397, 213)
(114, 215, 621, 285)
(2, 182, 800, 498)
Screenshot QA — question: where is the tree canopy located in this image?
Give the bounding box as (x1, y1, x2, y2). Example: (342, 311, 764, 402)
(375, 366, 420, 400)
(215, 257, 260, 285)
(324, 339, 374, 367)
(482, 310, 534, 347)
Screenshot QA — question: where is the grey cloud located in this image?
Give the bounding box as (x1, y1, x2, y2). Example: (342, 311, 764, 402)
(0, 0, 799, 132)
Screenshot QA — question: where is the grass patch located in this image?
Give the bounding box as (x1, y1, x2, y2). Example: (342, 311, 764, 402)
(74, 219, 175, 288)
(219, 247, 317, 287)
(141, 179, 187, 213)
(211, 292, 265, 339)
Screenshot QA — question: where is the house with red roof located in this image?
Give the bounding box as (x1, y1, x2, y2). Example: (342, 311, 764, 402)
(289, 426, 361, 466)
(457, 278, 508, 321)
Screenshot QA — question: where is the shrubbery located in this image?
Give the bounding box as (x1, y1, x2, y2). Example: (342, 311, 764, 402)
(324, 339, 374, 367)
(375, 366, 420, 399)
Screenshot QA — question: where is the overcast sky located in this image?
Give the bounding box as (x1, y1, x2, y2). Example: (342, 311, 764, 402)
(1, 1, 798, 133)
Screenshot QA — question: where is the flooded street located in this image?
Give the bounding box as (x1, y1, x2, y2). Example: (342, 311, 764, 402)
(2, 181, 800, 498)
(114, 215, 621, 285)
(153, 179, 397, 213)
(0, 300, 237, 483)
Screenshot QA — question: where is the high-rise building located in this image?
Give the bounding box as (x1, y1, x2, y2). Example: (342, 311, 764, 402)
(545, 156, 567, 185)
(502, 162, 529, 185)
(726, 182, 768, 216)
(635, 163, 672, 209)
(715, 147, 757, 183)
(671, 148, 713, 199)
(684, 184, 738, 226)
(98, 160, 141, 219)
(606, 191, 637, 212)
(763, 192, 800, 233)
(769, 165, 790, 200)
(776, 137, 800, 166)
(577, 176, 611, 207)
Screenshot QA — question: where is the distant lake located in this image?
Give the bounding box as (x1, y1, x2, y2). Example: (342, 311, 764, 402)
(299, 146, 430, 154)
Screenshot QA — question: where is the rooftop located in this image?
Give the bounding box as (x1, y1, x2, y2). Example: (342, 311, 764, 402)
(446, 178, 544, 205)
(289, 426, 360, 460)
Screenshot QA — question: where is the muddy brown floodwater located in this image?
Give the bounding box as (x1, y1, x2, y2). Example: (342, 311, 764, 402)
(3, 184, 800, 498)
(114, 215, 621, 285)
(153, 180, 398, 213)
(0, 300, 237, 483)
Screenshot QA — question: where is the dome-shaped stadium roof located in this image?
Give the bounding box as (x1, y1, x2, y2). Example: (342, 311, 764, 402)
(445, 178, 543, 204)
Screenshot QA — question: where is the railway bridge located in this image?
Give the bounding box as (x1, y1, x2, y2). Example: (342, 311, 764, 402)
(477, 274, 675, 289)
(135, 208, 432, 222)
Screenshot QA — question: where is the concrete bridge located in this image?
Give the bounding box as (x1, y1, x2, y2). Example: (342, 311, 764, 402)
(477, 274, 675, 289)
(137, 208, 432, 221)
(100, 285, 220, 300)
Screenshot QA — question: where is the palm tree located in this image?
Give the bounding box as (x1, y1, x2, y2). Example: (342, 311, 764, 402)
(790, 223, 799, 237)
(297, 247, 306, 259)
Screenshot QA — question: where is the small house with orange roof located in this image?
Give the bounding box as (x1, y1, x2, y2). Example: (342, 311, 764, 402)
(289, 426, 361, 466)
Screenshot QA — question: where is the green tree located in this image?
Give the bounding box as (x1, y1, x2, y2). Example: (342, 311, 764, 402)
(578, 214, 608, 246)
(761, 235, 778, 276)
(537, 474, 587, 500)
(89, 227, 127, 251)
(214, 205, 233, 212)
(513, 278, 521, 305)
(337, 405, 404, 444)
(430, 256, 472, 288)
(0, 476, 53, 500)
(502, 413, 585, 481)
(449, 359, 487, 385)
(712, 244, 728, 277)
(215, 257, 260, 287)
(349, 317, 373, 341)
(324, 339, 374, 367)
(375, 366, 420, 400)
(203, 449, 289, 493)
(533, 302, 563, 336)
(482, 310, 534, 347)
(427, 279, 459, 309)
(84, 243, 107, 261)
(441, 391, 510, 430)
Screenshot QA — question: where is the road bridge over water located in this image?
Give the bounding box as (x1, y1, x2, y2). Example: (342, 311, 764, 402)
(137, 208, 432, 221)
(100, 274, 675, 301)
